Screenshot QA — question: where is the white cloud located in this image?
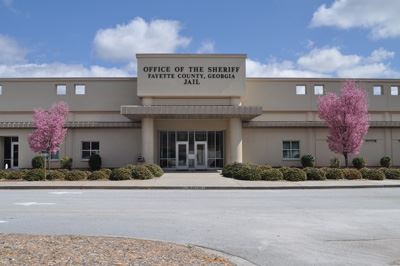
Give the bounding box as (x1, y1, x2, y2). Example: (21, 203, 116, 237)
(246, 47, 399, 78)
(197, 41, 215, 53)
(0, 34, 27, 64)
(311, 0, 400, 39)
(93, 17, 191, 62)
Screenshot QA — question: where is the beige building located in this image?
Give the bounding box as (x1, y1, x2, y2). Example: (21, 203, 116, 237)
(0, 54, 399, 169)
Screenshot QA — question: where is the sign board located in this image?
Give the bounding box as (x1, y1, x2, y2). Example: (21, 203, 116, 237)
(137, 54, 246, 97)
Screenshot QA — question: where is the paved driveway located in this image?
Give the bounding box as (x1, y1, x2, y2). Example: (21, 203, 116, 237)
(0, 188, 400, 265)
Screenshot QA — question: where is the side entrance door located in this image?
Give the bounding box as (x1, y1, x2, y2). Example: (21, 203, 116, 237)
(195, 141, 207, 169)
(11, 142, 19, 169)
(176, 142, 188, 169)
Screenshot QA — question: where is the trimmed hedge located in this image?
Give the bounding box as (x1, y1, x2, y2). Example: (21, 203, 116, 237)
(88, 170, 108, 180)
(325, 168, 344, 180)
(47, 170, 65, 180)
(352, 157, 366, 169)
(380, 168, 400, 180)
(281, 168, 307, 182)
(380, 156, 391, 168)
(89, 154, 102, 171)
(144, 164, 164, 177)
(131, 165, 154, 180)
(259, 168, 283, 181)
(330, 157, 340, 168)
(24, 169, 45, 181)
(301, 155, 315, 168)
(0, 170, 8, 179)
(6, 171, 26, 180)
(234, 163, 262, 181)
(343, 168, 362, 180)
(360, 168, 385, 180)
(222, 163, 243, 178)
(32, 156, 45, 169)
(60, 156, 72, 170)
(100, 168, 112, 177)
(65, 170, 87, 181)
(304, 167, 326, 180)
(110, 168, 131, 180)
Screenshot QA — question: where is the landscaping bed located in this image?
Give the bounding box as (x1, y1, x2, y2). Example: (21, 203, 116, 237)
(0, 163, 164, 181)
(0, 234, 233, 266)
(222, 162, 400, 181)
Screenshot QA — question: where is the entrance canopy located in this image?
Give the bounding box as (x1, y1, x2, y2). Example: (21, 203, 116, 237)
(121, 105, 262, 121)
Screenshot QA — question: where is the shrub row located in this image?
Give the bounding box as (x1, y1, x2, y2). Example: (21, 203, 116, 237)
(221, 163, 400, 181)
(0, 163, 164, 181)
(300, 155, 394, 169)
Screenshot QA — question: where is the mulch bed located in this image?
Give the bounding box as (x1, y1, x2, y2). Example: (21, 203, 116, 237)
(0, 234, 234, 266)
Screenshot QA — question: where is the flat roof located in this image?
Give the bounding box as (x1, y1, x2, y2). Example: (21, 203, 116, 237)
(136, 53, 247, 58)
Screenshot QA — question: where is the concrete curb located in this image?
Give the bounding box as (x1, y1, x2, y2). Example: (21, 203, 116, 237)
(1, 184, 400, 190)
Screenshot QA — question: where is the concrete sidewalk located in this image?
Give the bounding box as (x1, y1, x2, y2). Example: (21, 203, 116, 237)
(1, 172, 400, 189)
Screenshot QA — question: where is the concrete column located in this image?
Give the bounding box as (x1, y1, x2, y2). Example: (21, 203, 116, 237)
(229, 117, 243, 163)
(141, 117, 154, 163)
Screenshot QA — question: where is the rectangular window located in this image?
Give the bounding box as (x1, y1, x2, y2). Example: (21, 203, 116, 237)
(0, 85, 2, 95)
(373, 85, 382, 96)
(314, 85, 324, 95)
(296, 85, 306, 95)
(81, 141, 99, 160)
(56, 84, 66, 95)
(50, 151, 60, 160)
(391, 86, 399, 96)
(75, 84, 86, 95)
(282, 141, 300, 160)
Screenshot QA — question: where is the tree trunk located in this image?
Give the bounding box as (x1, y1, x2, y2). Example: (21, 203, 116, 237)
(344, 153, 348, 168)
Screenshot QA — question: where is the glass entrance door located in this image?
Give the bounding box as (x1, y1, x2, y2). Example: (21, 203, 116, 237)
(11, 142, 19, 169)
(176, 142, 188, 169)
(195, 142, 207, 169)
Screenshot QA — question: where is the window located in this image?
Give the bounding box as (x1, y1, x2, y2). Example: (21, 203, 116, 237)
(56, 84, 66, 95)
(81, 141, 99, 160)
(296, 85, 306, 95)
(314, 85, 324, 95)
(40, 151, 60, 160)
(75, 84, 86, 95)
(373, 85, 382, 96)
(391, 86, 399, 96)
(282, 141, 300, 160)
(0, 85, 2, 95)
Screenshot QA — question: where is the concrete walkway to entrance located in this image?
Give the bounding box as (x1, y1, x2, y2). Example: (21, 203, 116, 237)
(1, 171, 400, 189)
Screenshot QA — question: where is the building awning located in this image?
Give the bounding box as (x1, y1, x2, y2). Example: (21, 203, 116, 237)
(120, 105, 263, 121)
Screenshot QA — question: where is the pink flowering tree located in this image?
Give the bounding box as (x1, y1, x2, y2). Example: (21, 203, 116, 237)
(28, 101, 69, 174)
(318, 80, 369, 167)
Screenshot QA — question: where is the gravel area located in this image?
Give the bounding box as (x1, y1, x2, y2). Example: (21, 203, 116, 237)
(0, 234, 234, 266)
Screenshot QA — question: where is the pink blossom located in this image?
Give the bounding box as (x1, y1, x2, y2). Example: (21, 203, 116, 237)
(318, 80, 369, 167)
(28, 101, 69, 154)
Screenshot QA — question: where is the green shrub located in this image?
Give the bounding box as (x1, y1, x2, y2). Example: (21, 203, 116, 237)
(88, 154, 102, 171)
(60, 156, 72, 170)
(330, 157, 340, 168)
(380, 156, 391, 168)
(360, 168, 385, 180)
(221, 163, 243, 178)
(46, 170, 65, 180)
(352, 157, 366, 169)
(0, 170, 8, 179)
(325, 168, 344, 179)
(144, 163, 164, 177)
(100, 168, 112, 177)
(304, 167, 326, 180)
(131, 165, 154, 180)
(282, 168, 307, 182)
(24, 169, 45, 181)
(343, 168, 362, 180)
(31, 156, 45, 169)
(380, 168, 400, 179)
(301, 155, 315, 168)
(278, 167, 291, 176)
(64, 170, 87, 181)
(6, 170, 26, 180)
(110, 168, 131, 180)
(88, 170, 108, 180)
(125, 164, 136, 170)
(259, 168, 283, 181)
(235, 163, 262, 181)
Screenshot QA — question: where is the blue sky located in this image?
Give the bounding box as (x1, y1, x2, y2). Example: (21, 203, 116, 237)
(0, 0, 399, 77)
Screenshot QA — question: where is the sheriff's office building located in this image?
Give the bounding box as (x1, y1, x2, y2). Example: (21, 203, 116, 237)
(0, 54, 400, 170)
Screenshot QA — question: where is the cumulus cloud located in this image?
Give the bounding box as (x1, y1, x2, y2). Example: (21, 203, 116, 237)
(311, 0, 400, 39)
(0, 34, 27, 64)
(246, 47, 399, 78)
(197, 41, 215, 53)
(93, 17, 191, 62)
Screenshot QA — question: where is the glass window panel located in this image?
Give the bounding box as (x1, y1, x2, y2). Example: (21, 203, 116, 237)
(91, 142, 99, 150)
(82, 151, 91, 159)
(292, 150, 300, 159)
(177, 131, 188, 141)
(291, 141, 299, 149)
(195, 131, 206, 141)
(207, 131, 215, 158)
(296, 85, 306, 95)
(314, 85, 324, 95)
(82, 142, 90, 150)
(160, 159, 168, 168)
(189, 131, 194, 153)
(283, 141, 291, 149)
(391, 86, 399, 96)
(207, 159, 216, 168)
(373, 86, 382, 95)
(167, 158, 176, 168)
(75, 84, 86, 95)
(56, 84, 66, 95)
(216, 131, 223, 158)
(216, 159, 224, 168)
(160, 131, 168, 158)
(11, 137, 18, 142)
(168, 132, 176, 158)
(0, 85, 2, 95)
(283, 150, 290, 159)
(50, 151, 59, 160)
